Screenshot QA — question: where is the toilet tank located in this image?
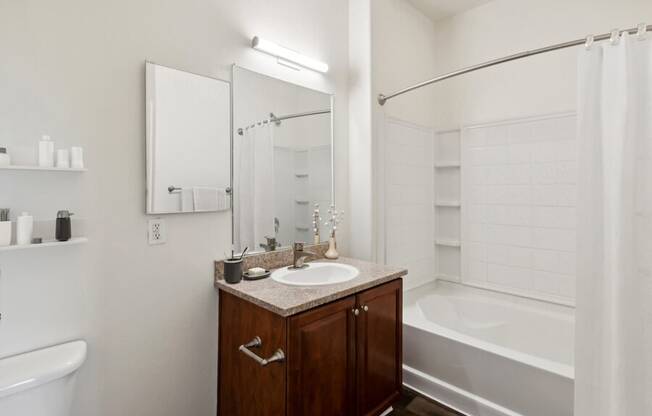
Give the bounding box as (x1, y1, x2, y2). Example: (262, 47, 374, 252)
(0, 340, 87, 416)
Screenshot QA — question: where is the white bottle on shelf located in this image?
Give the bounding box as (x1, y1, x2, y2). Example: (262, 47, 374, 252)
(56, 149, 70, 168)
(70, 146, 84, 169)
(38, 135, 54, 168)
(16, 212, 33, 245)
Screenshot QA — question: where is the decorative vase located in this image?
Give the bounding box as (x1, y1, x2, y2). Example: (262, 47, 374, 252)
(324, 233, 338, 260)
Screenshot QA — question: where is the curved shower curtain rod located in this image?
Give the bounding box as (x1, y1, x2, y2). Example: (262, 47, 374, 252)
(377, 23, 652, 106)
(237, 108, 331, 136)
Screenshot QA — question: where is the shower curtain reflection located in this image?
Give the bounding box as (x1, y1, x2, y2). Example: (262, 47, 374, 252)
(234, 124, 275, 253)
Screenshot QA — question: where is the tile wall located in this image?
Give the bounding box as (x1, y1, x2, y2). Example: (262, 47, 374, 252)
(461, 114, 577, 303)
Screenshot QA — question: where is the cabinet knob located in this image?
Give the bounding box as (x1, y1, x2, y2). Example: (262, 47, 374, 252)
(362, 305, 369, 312)
(352, 308, 360, 316)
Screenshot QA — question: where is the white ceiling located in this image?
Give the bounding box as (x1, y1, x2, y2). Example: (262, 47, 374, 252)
(407, 0, 493, 21)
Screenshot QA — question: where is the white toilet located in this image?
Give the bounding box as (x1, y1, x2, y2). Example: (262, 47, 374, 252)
(0, 340, 87, 416)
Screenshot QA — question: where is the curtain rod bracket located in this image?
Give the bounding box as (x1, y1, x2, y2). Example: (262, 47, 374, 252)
(378, 94, 387, 106)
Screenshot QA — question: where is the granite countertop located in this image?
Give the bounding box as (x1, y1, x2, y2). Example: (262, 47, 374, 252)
(214, 257, 407, 317)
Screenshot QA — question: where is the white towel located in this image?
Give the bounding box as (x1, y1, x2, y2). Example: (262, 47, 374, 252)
(193, 187, 219, 212)
(180, 188, 194, 212)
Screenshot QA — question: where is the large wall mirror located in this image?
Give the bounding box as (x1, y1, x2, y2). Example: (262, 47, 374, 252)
(145, 62, 231, 214)
(232, 66, 334, 254)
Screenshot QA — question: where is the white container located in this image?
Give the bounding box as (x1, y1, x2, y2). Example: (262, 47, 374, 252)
(16, 212, 33, 245)
(38, 135, 54, 168)
(70, 146, 84, 169)
(0, 147, 10, 167)
(56, 149, 70, 168)
(0, 221, 11, 246)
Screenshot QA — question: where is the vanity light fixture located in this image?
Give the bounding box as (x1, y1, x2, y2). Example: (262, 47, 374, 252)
(251, 36, 329, 73)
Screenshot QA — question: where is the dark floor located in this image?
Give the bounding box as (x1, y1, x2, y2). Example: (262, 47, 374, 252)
(390, 387, 466, 416)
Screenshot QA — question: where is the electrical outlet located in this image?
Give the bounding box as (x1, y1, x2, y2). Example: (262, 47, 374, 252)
(148, 218, 166, 245)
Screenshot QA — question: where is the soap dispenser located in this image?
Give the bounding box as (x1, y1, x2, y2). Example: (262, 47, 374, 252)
(56, 210, 73, 241)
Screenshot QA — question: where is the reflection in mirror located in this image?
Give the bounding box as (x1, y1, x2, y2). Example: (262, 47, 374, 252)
(145, 62, 231, 214)
(232, 66, 333, 254)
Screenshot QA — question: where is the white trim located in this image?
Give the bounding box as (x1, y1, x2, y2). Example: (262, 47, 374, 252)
(403, 365, 524, 416)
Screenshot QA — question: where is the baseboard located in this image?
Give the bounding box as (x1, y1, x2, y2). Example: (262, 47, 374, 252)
(402, 365, 523, 416)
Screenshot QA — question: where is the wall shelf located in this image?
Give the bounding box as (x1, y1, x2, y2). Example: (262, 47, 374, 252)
(435, 201, 461, 207)
(0, 165, 87, 172)
(434, 161, 460, 168)
(295, 173, 309, 178)
(0, 237, 88, 252)
(434, 239, 461, 248)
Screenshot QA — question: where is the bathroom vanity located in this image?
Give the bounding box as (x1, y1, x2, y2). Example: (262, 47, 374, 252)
(215, 255, 406, 416)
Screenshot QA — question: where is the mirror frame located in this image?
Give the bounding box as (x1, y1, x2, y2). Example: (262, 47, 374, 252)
(230, 64, 335, 251)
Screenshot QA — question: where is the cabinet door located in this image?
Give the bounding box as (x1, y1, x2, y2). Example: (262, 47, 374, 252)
(218, 290, 287, 416)
(356, 279, 402, 416)
(287, 296, 357, 416)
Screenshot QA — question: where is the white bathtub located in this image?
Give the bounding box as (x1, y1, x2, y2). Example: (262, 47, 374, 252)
(403, 280, 574, 416)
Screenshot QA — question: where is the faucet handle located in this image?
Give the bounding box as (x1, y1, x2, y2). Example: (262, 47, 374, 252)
(293, 242, 304, 252)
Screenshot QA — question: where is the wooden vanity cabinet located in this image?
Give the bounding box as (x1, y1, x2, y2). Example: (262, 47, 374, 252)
(218, 279, 402, 416)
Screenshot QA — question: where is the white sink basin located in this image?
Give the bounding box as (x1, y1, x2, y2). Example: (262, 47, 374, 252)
(271, 262, 359, 286)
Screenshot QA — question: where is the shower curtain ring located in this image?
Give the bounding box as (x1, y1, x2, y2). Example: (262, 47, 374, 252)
(610, 29, 621, 45)
(637, 22, 647, 40)
(584, 34, 594, 50)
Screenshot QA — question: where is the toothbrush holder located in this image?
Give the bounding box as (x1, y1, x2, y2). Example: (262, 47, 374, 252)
(223, 258, 243, 284)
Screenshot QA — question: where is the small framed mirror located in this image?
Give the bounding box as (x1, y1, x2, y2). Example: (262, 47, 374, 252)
(232, 66, 334, 254)
(145, 62, 231, 214)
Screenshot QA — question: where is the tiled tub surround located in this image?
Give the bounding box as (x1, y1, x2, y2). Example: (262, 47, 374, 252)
(215, 247, 407, 316)
(383, 118, 435, 291)
(461, 113, 577, 304)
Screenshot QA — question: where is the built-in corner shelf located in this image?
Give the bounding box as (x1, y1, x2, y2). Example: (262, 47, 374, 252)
(0, 237, 88, 252)
(434, 161, 460, 168)
(0, 165, 87, 172)
(434, 239, 461, 248)
(295, 200, 310, 205)
(435, 200, 461, 207)
(295, 173, 309, 178)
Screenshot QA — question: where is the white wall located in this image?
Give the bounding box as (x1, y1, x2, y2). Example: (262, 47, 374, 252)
(431, 0, 652, 128)
(372, 0, 438, 127)
(0, 1, 349, 415)
(370, 0, 438, 273)
(348, 0, 374, 261)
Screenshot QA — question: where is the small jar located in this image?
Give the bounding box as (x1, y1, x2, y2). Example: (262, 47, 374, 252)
(0, 147, 10, 167)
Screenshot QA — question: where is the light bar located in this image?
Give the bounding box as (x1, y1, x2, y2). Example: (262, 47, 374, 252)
(251, 36, 329, 73)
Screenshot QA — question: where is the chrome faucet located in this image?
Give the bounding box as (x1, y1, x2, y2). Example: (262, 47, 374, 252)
(260, 236, 278, 252)
(290, 242, 318, 269)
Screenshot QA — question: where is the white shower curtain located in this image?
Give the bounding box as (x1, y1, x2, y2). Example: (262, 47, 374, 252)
(575, 33, 652, 415)
(234, 124, 275, 252)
